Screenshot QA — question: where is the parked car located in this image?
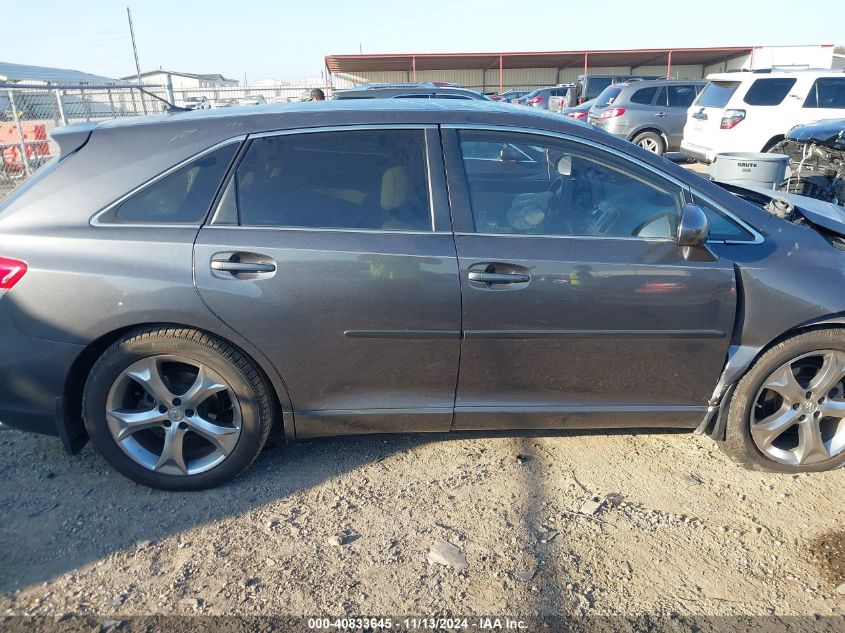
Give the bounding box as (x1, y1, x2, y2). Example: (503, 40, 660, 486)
(493, 89, 529, 103)
(211, 98, 240, 109)
(587, 79, 706, 155)
(682, 70, 845, 163)
(332, 83, 489, 100)
(515, 86, 572, 110)
(241, 95, 267, 106)
(179, 96, 210, 110)
(4, 100, 845, 489)
(571, 74, 662, 106)
(769, 118, 845, 205)
(560, 98, 595, 120)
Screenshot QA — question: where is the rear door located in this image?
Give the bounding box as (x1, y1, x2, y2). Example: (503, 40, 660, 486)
(655, 83, 700, 150)
(443, 126, 740, 431)
(194, 126, 462, 437)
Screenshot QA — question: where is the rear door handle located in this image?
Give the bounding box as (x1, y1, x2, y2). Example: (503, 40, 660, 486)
(655, 112, 667, 118)
(211, 260, 276, 273)
(692, 111, 707, 120)
(468, 271, 530, 284)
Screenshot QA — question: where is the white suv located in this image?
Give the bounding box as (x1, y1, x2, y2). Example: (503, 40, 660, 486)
(681, 70, 845, 163)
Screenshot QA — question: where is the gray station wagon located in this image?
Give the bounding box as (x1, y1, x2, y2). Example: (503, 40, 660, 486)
(3, 100, 845, 490)
(589, 79, 707, 155)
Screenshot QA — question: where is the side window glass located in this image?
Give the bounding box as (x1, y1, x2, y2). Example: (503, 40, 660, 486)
(108, 143, 237, 224)
(667, 85, 697, 107)
(631, 87, 658, 105)
(743, 78, 796, 106)
(692, 194, 754, 242)
(235, 129, 431, 231)
(457, 130, 683, 239)
(803, 78, 845, 109)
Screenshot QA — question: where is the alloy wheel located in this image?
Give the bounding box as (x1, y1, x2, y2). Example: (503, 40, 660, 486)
(105, 355, 242, 476)
(751, 350, 845, 465)
(637, 137, 660, 153)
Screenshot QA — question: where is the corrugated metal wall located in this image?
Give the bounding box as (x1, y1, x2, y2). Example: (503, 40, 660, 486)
(332, 54, 751, 92)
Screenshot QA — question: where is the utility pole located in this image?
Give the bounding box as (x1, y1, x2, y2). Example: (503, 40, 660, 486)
(126, 6, 147, 114)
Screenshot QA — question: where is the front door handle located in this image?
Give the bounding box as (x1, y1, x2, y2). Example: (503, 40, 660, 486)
(211, 260, 276, 273)
(468, 271, 530, 284)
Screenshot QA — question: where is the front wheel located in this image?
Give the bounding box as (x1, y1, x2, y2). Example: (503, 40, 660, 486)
(83, 327, 274, 490)
(631, 131, 665, 156)
(722, 329, 845, 472)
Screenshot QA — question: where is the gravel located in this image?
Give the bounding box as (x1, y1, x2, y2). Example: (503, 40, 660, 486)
(1, 427, 844, 617)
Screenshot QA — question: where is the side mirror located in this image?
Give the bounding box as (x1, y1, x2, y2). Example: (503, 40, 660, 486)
(677, 204, 709, 247)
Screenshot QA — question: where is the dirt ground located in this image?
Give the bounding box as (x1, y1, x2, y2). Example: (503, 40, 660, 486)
(1, 425, 843, 623)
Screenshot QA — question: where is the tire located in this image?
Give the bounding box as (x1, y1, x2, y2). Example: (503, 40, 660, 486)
(83, 327, 274, 490)
(722, 328, 845, 473)
(631, 131, 665, 156)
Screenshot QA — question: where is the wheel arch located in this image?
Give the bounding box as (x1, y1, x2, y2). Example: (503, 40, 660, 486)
(762, 134, 785, 152)
(627, 127, 669, 150)
(706, 315, 845, 440)
(60, 322, 293, 454)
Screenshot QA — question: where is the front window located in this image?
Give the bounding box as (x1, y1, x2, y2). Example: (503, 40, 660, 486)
(233, 129, 432, 231)
(457, 130, 684, 239)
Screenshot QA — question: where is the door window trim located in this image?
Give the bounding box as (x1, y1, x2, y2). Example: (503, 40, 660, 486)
(442, 124, 764, 245)
(90, 136, 246, 228)
(211, 124, 447, 233)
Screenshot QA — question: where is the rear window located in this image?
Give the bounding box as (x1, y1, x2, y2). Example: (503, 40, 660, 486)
(595, 86, 621, 106)
(107, 143, 238, 224)
(629, 86, 658, 105)
(696, 81, 740, 108)
(743, 78, 796, 106)
(234, 129, 431, 231)
(803, 77, 845, 109)
(585, 77, 614, 100)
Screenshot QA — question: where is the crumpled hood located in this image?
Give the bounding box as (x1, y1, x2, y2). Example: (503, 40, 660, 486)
(723, 182, 845, 237)
(786, 119, 845, 150)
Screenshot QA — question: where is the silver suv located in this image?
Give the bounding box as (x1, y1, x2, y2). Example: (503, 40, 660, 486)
(588, 79, 706, 155)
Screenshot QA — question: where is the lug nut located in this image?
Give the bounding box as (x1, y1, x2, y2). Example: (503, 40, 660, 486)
(178, 422, 188, 431)
(799, 415, 806, 421)
(818, 397, 826, 404)
(172, 398, 181, 406)
(805, 391, 812, 399)
(792, 404, 800, 410)
(185, 409, 195, 417)
(159, 405, 167, 414)
(814, 411, 821, 418)
(163, 420, 171, 428)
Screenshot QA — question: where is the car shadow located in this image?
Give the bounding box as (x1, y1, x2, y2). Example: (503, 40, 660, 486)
(0, 426, 688, 597)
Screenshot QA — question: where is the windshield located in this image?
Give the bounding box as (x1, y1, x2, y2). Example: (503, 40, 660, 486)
(594, 86, 621, 107)
(696, 81, 740, 108)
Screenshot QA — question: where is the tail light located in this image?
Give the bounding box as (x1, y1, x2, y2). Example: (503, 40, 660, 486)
(599, 108, 625, 119)
(578, 97, 585, 104)
(0, 257, 27, 290)
(528, 97, 543, 104)
(567, 111, 589, 119)
(720, 109, 746, 129)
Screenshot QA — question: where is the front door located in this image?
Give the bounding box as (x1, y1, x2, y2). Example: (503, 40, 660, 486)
(194, 126, 461, 437)
(443, 127, 739, 430)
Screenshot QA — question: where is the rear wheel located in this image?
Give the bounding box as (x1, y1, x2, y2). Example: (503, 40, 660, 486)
(632, 131, 665, 156)
(83, 327, 274, 490)
(722, 329, 845, 472)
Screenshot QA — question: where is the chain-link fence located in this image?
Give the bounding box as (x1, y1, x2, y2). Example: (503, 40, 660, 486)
(0, 84, 172, 198)
(0, 83, 331, 200)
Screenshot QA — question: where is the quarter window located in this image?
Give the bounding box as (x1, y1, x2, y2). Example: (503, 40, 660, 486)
(803, 78, 845, 109)
(457, 130, 683, 239)
(743, 78, 796, 106)
(630, 87, 658, 105)
(665, 85, 698, 107)
(109, 143, 237, 224)
(692, 195, 755, 242)
(234, 129, 431, 231)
